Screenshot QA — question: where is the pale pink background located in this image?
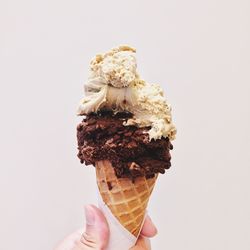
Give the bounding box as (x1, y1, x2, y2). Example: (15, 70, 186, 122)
(0, 0, 250, 249)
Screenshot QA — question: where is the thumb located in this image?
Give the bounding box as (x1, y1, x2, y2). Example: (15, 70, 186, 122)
(80, 205, 109, 249)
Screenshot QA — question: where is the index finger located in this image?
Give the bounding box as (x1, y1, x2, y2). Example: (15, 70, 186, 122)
(140, 215, 158, 238)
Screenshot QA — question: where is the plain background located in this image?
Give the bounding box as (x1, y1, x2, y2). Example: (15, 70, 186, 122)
(0, 0, 250, 249)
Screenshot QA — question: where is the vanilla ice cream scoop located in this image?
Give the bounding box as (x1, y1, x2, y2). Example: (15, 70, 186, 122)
(77, 45, 177, 141)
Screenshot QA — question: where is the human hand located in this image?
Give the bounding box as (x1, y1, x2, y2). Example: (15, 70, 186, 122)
(54, 205, 157, 250)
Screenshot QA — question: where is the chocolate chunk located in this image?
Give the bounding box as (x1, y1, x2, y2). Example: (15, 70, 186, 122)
(124, 131, 133, 137)
(107, 181, 113, 190)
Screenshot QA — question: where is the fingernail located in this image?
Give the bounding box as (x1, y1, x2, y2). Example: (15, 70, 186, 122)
(84, 205, 95, 226)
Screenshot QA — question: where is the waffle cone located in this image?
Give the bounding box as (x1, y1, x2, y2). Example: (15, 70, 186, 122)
(96, 160, 157, 237)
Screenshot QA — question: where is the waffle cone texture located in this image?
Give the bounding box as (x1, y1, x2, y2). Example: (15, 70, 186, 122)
(96, 160, 157, 237)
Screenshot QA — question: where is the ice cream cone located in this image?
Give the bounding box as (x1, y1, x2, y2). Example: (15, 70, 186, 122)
(96, 160, 158, 237)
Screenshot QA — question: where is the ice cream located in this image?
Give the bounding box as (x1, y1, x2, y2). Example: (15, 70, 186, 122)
(77, 110, 172, 180)
(76, 46, 176, 245)
(77, 45, 176, 141)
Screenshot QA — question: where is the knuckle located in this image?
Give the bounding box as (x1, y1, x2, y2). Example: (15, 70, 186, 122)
(79, 232, 104, 250)
(80, 232, 96, 247)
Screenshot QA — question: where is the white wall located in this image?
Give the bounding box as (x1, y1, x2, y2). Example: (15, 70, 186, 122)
(0, 0, 249, 249)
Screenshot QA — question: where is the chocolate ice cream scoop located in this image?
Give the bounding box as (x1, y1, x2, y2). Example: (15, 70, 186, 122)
(77, 110, 173, 180)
